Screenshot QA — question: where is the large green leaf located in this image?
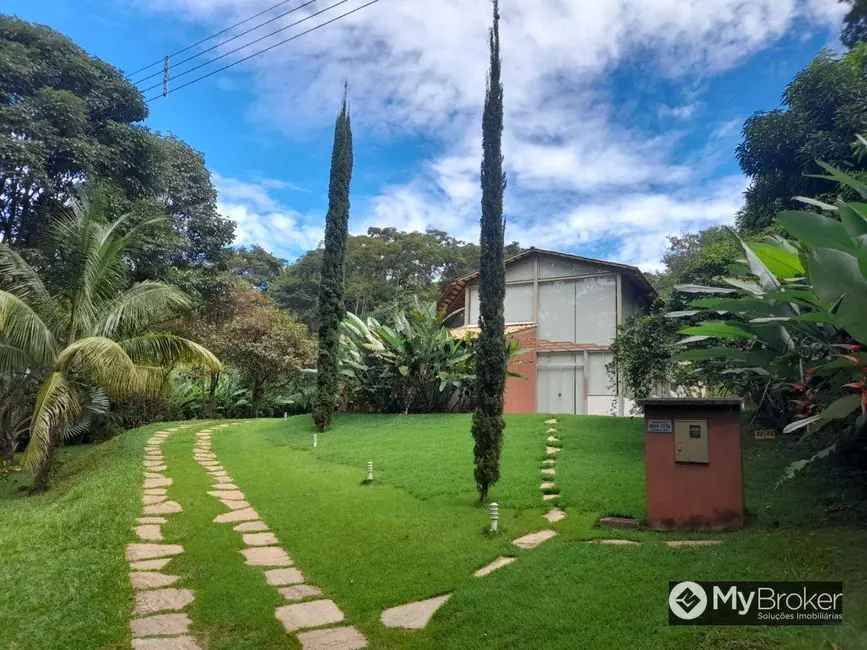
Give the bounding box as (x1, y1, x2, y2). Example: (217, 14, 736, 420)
(777, 210, 856, 254)
(838, 201, 867, 239)
(806, 248, 867, 304)
(673, 284, 737, 294)
(671, 347, 773, 366)
(820, 394, 863, 421)
(748, 242, 804, 279)
(679, 323, 756, 340)
(813, 161, 867, 199)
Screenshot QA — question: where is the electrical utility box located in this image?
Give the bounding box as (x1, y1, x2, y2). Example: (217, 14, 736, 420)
(639, 398, 744, 531)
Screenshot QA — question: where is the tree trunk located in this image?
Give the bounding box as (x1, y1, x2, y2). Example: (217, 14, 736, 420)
(206, 372, 219, 418)
(31, 433, 60, 493)
(252, 380, 264, 419)
(0, 437, 14, 464)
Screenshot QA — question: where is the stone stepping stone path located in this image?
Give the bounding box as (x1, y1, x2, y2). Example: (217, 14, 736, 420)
(381, 594, 452, 630)
(538, 418, 565, 526)
(193, 426, 368, 649)
(127, 426, 202, 649)
(586, 539, 639, 546)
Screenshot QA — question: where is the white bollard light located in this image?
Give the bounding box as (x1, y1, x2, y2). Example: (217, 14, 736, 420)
(367, 461, 374, 482)
(490, 502, 499, 532)
(313, 433, 318, 448)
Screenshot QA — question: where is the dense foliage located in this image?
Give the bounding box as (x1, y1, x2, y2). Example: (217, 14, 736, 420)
(842, 0, 867, 49)
(669, 160, 867, 475)
(313, 93, 354, 431)
(0, 187, 220, 490)
(270, 227, 522, 329)
(0, 17, 235, 302)
(472, 0, 507, 504)
(736, 44, 867, 232)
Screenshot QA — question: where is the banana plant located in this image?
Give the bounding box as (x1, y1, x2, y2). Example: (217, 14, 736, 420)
(668, 154, 867, 441)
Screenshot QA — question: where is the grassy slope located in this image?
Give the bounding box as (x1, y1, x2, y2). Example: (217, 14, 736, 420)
(1, 414, 865, 649)
(0, 426, 164, 650)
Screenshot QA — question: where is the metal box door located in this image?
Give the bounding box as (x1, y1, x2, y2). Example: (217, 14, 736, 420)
(674, 420, 709, 464)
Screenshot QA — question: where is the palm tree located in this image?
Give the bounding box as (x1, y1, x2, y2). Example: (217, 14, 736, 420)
(0, 187, 221, 491)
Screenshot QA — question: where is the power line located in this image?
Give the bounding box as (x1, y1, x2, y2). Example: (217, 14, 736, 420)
(146, 0, 380, 104)
(139, 0, 356, 96)
(130, 0, 323, 86)
(125, 0, 300, 79)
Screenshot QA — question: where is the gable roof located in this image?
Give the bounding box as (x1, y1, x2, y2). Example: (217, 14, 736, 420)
(437, 247, 657, 313)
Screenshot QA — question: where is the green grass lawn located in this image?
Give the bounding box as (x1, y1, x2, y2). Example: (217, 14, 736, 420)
(0, 414, 865, 649)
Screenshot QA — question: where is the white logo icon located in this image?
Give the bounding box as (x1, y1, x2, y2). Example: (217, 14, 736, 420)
(669, 581, 708, 620)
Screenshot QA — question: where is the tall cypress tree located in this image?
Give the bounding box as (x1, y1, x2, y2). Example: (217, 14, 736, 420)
(313, 88, 353, 431)
(471, 0, 507, 503)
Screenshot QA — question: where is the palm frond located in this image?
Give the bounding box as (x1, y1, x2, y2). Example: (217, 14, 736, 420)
(61, 387, 109, 441)
(55, 336, 140, 398)
(0, 291, 58, 369)
(96, 282, 192, 338)
(20, 372, 82, 473)
(0, 246, 61, 330)
(121, 333, 222, 373)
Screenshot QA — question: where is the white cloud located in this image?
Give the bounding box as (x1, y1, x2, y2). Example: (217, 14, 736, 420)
(140, 0, 843, 268)
(214, 175, 323, 257)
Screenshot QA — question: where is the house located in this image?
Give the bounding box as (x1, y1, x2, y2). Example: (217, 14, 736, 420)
(438, 247, 656, 416)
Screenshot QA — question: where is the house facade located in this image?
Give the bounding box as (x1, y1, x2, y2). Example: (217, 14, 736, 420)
(439, 248, 656, 416)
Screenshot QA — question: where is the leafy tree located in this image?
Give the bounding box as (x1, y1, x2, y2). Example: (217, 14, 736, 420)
(230, 244, 286, 291)
(313, 91, 353, 431)
(270, 228, 521, 329)
(736, 45, 867, 231)
(472, 0, 507, 503)
(0, 186, 220, 491)
(174, 282, 313, 418)
(841, 0, 867, 48)
(0, 17, 234, 301)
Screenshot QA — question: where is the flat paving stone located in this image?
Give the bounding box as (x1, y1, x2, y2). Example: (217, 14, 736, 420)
(213, 476, 234, 484)
(132, 635, 201, 649)
(541, 467, 556, 476)
(543, 508, 566, 523)
(144, 477, 172, 489)
(143, 488, 167, 496)
(130, 612, 191, 638)
(381, 594, 452, 629)
(214, 507, 259, 523)
(546, 436, 561, 443)
(544, 418, 558, 424)
(144, 501, 182, 515)
(275, 600, 344, 633)
(512, 529, 557, 549)
(587, 539, 640, 545)
(144, 465, 168, 472)
(220, 499, 250, 510)
(234, 521, 268, 532)
(134, 588, 195, 615)
(545, 446, 560, 455)
(279, 584, 324, 601)
(143, 460, 164, 467)
(211, 483, 239, 491)
(241, 546, 292, 567)
(130, 558, 172, 571)
(137, 517, 168, 525)
(539, 481, 555, 490)
(127, 544, 184, 562)
(134, 525, 163, 541)
(473, 556, 516, 578)
(242, 532, 279, 546)
(296, 625, 368, 650)
(208, 490, 245, 500)
(130, 571, 180, 589)
(541, 459, 556, 466)
(599, 516, 639, 529)
(265, 568, 305, 585)
(199, 461, 221, 467)
(144, 473, 165, 479)
(542, 493, 559, 501)
(546, 427, 558, 434)
(142, 494, 167, 505)
(665, 540, 722, 548)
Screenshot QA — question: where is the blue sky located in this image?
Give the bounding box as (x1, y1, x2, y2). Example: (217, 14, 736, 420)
(6, 0, 848, 269)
